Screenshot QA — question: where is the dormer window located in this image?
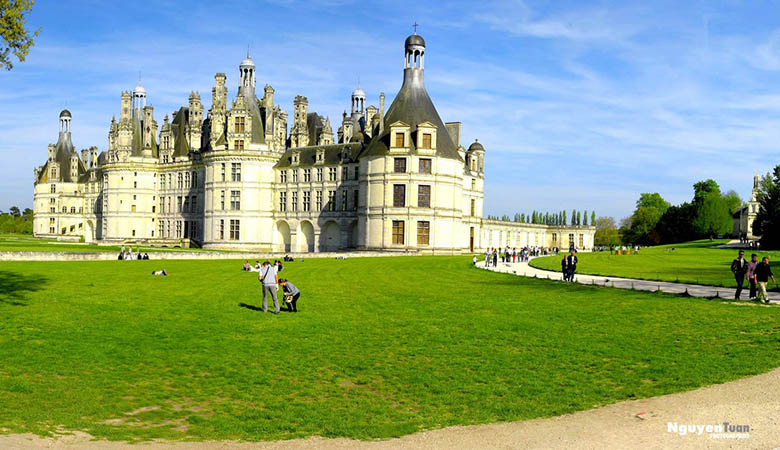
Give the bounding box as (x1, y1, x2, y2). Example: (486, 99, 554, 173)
(416, 121, 437, 152)
(395, 133, 404, 148)
(389, 121, 410, 152)
(422, 133, 432, 149)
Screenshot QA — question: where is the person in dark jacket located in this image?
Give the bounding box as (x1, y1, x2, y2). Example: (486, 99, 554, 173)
(755, 257, 776, 304)
(565, 250, 578, 282)
(279, 278, 301, 312)
(747, 254, 759, 300)
(561, 256, 569, 281)
(731, 250, 748, 299)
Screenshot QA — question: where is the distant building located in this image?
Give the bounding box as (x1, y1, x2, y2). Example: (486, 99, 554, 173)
(33, 33, 595, 252)
(733, 175, 762, 240)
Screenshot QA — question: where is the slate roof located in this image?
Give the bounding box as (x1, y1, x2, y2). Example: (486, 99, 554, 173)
(274, 143, 362, 168)
(37, 132, 87, 183)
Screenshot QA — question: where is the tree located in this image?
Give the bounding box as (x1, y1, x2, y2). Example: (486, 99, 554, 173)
(562, 211, 567, 226)
(9, 205, 20, 217)
(627, 193, 670, 245)
(722, 189, 742, 215)
(571, 209, 576, 226)
(591, 211, 596, 226)
(753, 166, 780, 249)
(0, 0, 40, 70)
(594, 216, 620, 247)
(583, 210, 588, 226)
(693, 191, 732, 238)
(654, 202, 697, 244)
(693, 179, 720, 206)
(520, 213, 525, 223)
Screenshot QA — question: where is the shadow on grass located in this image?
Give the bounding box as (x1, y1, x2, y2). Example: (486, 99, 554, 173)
(0, 270, 47, 306)
(238, 302, 263, 311)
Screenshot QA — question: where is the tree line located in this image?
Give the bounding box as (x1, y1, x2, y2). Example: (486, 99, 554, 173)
(486, 210, 596, 226)
(0, 207, 33, 234)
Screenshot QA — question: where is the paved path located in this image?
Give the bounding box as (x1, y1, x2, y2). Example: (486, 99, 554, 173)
(483, 259, 780, 303)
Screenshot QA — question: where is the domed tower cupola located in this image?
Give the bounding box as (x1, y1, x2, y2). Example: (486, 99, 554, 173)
(239, 53, 256, 97)
(59, 109, 72, 134)
(133, 82, 146, 118)
(351, 86, 366, 115)
(404, 31, 425, 70)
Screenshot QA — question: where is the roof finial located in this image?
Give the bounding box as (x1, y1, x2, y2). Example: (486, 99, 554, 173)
(413, 22, 419, 34)
(247, 44, 250, 58)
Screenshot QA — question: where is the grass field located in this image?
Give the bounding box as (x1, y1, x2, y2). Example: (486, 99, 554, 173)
(0, 233, 221, 253)
(2, 256, 780, 442)
(530, 240, 780, 289)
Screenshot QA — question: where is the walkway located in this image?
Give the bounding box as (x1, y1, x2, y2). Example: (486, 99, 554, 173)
(483, 259, 780, 303)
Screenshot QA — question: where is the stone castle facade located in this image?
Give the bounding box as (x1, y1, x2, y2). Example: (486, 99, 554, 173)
(33, 33, 595, 253)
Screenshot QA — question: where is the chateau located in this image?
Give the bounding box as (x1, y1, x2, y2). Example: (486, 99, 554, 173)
(33, 33, 595, 253)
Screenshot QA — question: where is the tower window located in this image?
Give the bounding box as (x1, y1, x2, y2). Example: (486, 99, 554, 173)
(418, 185, 431, 208)
(419, 158, 431, 174)
(395, 133, 404, 148)
(394, 158, 407, 173)
(234, 116, 245, 133)
(393, 184, 406, 207)
(231, 163, 241, 181)
(392, 220, 405, 245)
(234, 139, 244, 150)
(417, 221, 430, 246)
(422, 133, 432, 149)
(50, 184, 56, 193)
(230, 220, 240, 240)
(230, 190, 240, 210)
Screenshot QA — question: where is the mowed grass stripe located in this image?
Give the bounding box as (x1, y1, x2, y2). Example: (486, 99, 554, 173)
(0, 256, 779, 441)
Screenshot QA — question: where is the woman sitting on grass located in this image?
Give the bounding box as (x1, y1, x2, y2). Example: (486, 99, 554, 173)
(151, 269, 168, 276)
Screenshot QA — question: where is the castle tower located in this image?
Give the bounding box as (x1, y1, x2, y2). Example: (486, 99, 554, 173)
(188, 91, 203, 150)
(239, 54, 256, 97)
(120, 91, 131, 121)
(210, 73, 227, 149)
(290, 95, 309, 147)
(59, 109, 72, 135)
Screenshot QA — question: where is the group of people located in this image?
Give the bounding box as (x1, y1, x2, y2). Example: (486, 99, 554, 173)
(249, 259, 301, 313)
(483, 246, 561, 267)
(731, 250, 776, 303)
(117, 246, 150, 260)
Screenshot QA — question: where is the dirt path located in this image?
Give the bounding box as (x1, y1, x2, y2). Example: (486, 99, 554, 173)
(4, 367, 780, 449)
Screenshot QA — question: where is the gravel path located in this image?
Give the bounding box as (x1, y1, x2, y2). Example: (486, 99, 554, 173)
(3, 367, 780, 449)
(484, 260, 780, 303)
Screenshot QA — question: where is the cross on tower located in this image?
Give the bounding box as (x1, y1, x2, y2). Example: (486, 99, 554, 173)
(413, 22, 419, 34)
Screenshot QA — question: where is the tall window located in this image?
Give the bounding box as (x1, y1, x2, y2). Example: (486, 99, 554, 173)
(280, 170, 287, 183)
(470, 199, 475, 216)
(392, 220, 404, 244)
(569, 233, 575, 248)
(303, 191, 311, 212)
(231, 163, 241, 181)
(292, 170, 299, 183)
(471, 178, 476, 190)
(219, 219, 225, 240)
(159, 221, 164, 238)
(353, 189, 359, 210)
(316, 168, 323, 182)
(329, 167, 337, 181)
(316, 190, 323, 210)
(342, 167, 348, 181)
(422, 133, 432, 149)
(418, 185, 431, 208)
(395, 132, 404, 147)
(176, 220, 182, 238)
(341, 190, 348, 211)
(234, 116, 245, 133)
(234, 139, 244, 150)
(221, 163, 226, 181)
(230, 219, 240, 240)
(291, 191, 298, 211)
(177, 196, 182, 212)
(328, 190, 336, 211)
(279, 192, 287, 211)
(192, 172, 198, 188)
(178, 173, 183, 189)
(417, 221, 430, 245)
(51, 184, 56, 193)
(353, 166, 359, 180)
(394, 158, 407, 173)
(184, 173, 190, 188)
(304, 168, 311, 182)
(579, 234, 584, 248)
(220, 190, 225, 210)
(183, 196, 189, 212)
(230, 190, 240, 210)
(419, 158, 431, 174)
(191, 195, 197, 212)
(393, 184, 406, 207)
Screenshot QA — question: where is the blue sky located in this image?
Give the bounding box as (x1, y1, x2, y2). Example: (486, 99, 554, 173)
(1, 0, 778, 220)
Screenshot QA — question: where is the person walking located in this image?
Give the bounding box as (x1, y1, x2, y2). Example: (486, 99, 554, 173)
(279, 278, 301, 312)
(484, 249, 491, 267)
(755, 256, 776, 304)
(731, 250, 749, 299)
(561, 255, 569, 281)
(747, 253, 759, 300)
(565, 250, 578, 282)
(492, 248, 498, 267)
(258, 260, 280, 314)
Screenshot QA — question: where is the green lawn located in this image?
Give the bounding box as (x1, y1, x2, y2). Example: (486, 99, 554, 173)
(531, 240, 780, 289)
(2, 256, 780, 442)
(0, 233, 222, 253)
